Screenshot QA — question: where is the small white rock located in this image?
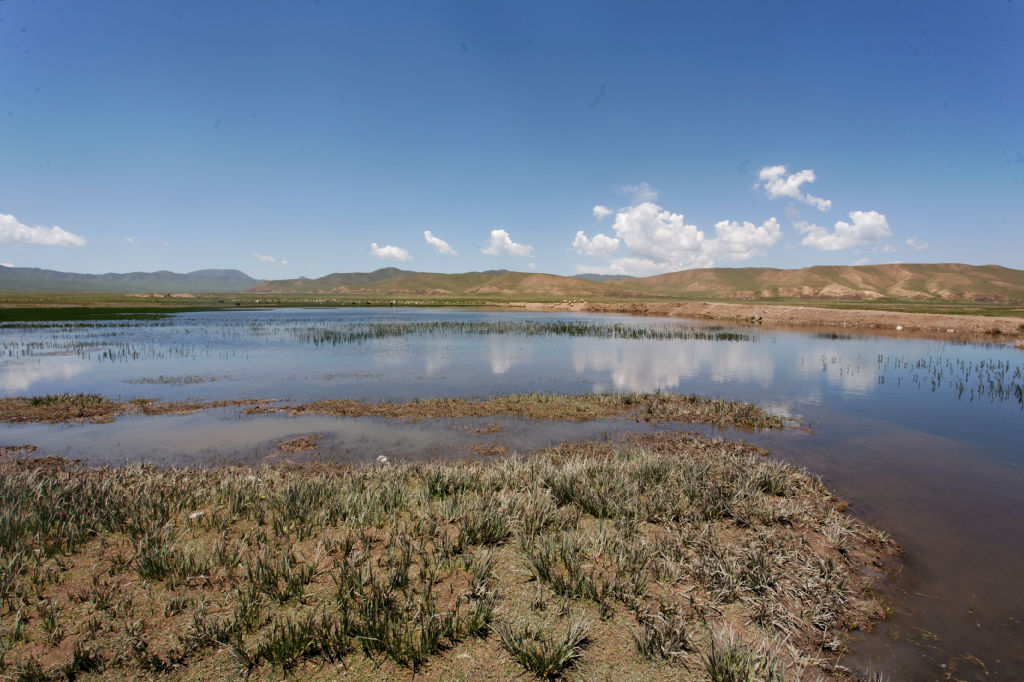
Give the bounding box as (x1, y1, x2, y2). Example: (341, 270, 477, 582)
(189, 511, 204, 520)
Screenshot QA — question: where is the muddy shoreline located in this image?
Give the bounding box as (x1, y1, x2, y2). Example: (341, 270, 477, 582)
(507, 300, 1024, 345)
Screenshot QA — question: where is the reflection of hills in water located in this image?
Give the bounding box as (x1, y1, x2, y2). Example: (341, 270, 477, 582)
(0, 311, 1022, 407)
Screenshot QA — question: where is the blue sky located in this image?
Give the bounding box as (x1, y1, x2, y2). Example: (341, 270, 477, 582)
(1, 1, 1022, 279)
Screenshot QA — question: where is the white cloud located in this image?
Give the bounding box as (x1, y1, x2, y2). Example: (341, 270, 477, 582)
(592, 205, 612, 220)
(708, 218, 782, 261)
(796, 210, 891, 251)
(610, 256, 701, 276)
(370, 242, 412, 261)
(572, 230, 620, 257)
(619, 182, 658, 203)
(481, 229, 533, 257)
(757, 165, 832, 211)
(608, 201, 711, 271)
(252, 252, 281, 263)
(124, 236, 137, 244)
(906, 236, 929, 251)
(573, 198, 786, 275)
(0, 213, 86, 247)
(853, 257, 870, 266)
(423, 230, 457, 255)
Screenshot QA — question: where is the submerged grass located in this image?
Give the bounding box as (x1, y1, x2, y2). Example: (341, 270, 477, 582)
(288, 319, 752, 345)
(0, 395, 275, 424)
(0, 391, 784, 429)
(249, 391, 787, 430)
(0, 431, 896, 680)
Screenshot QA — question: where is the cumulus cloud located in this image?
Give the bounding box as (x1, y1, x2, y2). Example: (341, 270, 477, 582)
(572, 230, 620, 257)
(481, 229, 533, 257)
(124, 237, 137, 244)
(592, 205, 612, 220)
(853, 257, 870, 266)
(608, 202, 711, 270)
(905, 236, 929, 251)
(708, 218, 782, 261)
(370, 242, 412, 261)
(795, 210, 891, 251)
(252, 252, 281, 263)
(573, 200, 785, 275)
(423, 230, 457, 255)
(0, 213, 86, 247)
(757, 165, 832, 211)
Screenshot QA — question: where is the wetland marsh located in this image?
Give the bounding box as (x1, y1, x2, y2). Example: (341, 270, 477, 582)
(1, 307, 1023, 679)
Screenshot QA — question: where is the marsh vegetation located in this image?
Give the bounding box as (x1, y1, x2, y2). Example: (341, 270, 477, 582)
(245, 392, 786, 429)
(0, 433, 895, 680)
(0, 392, 783, 429)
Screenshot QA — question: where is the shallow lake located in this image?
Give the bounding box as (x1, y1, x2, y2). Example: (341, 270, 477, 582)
(2, 307, 1022, 679)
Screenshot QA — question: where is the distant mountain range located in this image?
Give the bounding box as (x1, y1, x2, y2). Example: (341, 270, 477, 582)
(3, 263, 1023, 302)
(0, 266, 258, 293)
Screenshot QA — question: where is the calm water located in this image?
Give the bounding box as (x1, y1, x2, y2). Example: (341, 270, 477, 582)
(2, 307, 1022, 679)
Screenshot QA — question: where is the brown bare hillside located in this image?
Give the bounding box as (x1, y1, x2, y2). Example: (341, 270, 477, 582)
(617, 263, 1024, 301)
(247, 264, 1024, 302)
(250, 268, 620, 298)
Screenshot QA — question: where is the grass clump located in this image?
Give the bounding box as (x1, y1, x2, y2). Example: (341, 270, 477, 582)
(704, 628, 785, 682)
(495, 615, 591, 678)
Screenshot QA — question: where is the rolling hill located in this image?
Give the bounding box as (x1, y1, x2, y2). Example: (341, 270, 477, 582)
(248, 268, 628, 298)
(251, 264, 1024, 302)
(613, 263, 1024, 301)
(2, 263, 1022, 302)
(0, 266, 259, 293)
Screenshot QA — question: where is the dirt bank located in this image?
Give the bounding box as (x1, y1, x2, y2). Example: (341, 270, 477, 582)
(508, 300, 1024, 343)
